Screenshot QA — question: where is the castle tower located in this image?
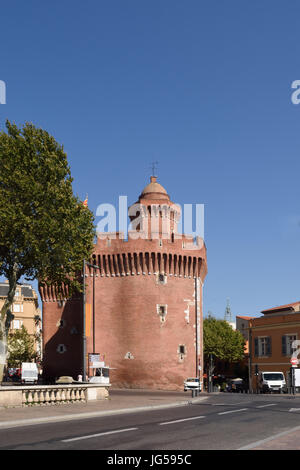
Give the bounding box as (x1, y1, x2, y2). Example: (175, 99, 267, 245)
(40, 177, 207, 390)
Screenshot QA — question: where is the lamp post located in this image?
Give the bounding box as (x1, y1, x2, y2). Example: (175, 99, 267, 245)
(82, 259, 87, 382)
(82, 259, 100, 381)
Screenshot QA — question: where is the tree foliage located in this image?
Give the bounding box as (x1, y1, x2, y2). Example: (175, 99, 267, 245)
(203, 315, 245, 364)
(7, 326, 36, 367)
(0, 120, 95, 364)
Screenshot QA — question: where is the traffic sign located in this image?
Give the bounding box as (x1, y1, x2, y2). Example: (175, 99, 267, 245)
(290, 357, 299, 366)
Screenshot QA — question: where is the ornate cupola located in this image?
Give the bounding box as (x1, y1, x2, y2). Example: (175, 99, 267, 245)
(129, 176, 181, 240)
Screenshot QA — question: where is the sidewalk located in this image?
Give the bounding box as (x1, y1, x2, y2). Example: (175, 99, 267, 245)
(0, 388, 207, 430)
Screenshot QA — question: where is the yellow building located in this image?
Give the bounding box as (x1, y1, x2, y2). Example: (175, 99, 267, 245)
(0, 281, 42, 357)
(249, 301, 300, 391)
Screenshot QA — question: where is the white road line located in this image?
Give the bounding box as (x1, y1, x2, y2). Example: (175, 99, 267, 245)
(159, 416, 206, 425)
(61, 427, 138, 443)
(238, 424, 300, 450)
(218, 408, 248, 415)
(256, 404, 276, 408)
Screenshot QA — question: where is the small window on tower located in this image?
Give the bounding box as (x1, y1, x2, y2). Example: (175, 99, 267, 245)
(57, 319, 66, 329)
(56, 344, 67, 354)
(157, 273, 167, 285)
(159, 305, 166, 315)
(157, 304, 167, 322)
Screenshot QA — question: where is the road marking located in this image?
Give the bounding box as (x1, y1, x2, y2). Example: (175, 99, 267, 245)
(256, 404, 276, 408)
(289, 408, 300, 412)
(61, 427, 138, 443)
(218, 408, 248, 415)
(238, 424, 300, 450)
(159, 416, 206, 425)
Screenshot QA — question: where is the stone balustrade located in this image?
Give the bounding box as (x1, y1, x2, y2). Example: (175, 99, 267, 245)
(0, 383, 109, 408)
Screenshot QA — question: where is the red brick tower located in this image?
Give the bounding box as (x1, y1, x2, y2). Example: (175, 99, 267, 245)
(40, 177, 207, 390)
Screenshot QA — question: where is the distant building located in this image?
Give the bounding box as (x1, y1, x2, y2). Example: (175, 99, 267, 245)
(0, 281, 42, 357)
(236, 316, 255, 354)
(248, 301, 300, 390)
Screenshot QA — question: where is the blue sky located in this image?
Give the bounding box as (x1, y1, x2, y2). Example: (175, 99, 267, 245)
(1, 1, 300, 319)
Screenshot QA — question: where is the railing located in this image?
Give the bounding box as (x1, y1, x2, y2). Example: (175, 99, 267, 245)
(22, 385, 87, 406)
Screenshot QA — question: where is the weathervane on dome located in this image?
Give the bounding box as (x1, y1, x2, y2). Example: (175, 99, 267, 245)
(150, 161, 159, 178)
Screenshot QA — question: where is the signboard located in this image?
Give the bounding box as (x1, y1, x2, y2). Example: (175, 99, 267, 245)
(290, 357, 299, 366)
(294, 368, 300, 387)
(89, 353, 100, 364)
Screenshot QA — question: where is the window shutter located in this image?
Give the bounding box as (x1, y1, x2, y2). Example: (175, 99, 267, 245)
(254, 337, 258, 357)
(266, 337, 272, 356)
(282, 336, 287, 356)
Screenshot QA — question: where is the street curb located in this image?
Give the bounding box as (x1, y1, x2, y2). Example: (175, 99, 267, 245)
(0, 397, 208, 430)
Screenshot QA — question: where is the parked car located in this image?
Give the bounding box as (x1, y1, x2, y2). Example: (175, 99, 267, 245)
(227, 378, 245, 393)
(184, 377, 201, 392)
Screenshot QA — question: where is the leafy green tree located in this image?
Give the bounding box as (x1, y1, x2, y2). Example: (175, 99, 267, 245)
(7, 325, 36, 367)
(0, 120, 95, 380)
(203, 315, 245, 382)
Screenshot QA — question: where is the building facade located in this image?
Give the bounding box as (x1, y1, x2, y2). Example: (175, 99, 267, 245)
(40, 177, 207, 390)
(236, 315, 255, 355)
(0, 281, 42, 356)
(248, 302, 300, 390)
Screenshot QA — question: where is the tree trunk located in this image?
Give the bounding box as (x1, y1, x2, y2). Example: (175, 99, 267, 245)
(0, 266, 18, 383)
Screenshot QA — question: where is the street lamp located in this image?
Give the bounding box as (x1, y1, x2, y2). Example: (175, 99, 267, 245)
(82, 258, 100, 381)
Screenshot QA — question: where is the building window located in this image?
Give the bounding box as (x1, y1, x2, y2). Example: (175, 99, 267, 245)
(282, 334, 297, 356)
(13, 304, 23, 313)
(178, 344, 186, 361)
(157, 273, 167, 285)
(12, 320, 22, 330)
(56, 344, 67, 354)
(254, 336, 271, 357)
(57, 319, 66, 328)
(157, 304, 167, 322)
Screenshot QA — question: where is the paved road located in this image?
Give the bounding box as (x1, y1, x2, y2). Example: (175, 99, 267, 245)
(1, 393, 300, 450)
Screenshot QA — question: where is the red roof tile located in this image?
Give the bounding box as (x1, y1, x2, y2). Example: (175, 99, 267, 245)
(261, 301, 300, 314)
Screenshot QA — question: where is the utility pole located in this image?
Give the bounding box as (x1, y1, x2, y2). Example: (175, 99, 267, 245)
(92, 263, 96, 354)
(82, 259, 100, 380)
(248, 322, 253, 394)
(82, 259, 87, 382)
(195, 277, 199, 379)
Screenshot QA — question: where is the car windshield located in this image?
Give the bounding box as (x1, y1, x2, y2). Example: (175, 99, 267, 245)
(263, 373, 284, 381)
(186, 378, 199, 382)
(22, 371, 36, 377)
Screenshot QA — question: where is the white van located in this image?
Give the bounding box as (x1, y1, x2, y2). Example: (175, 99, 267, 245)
(258, 371, 287, 394)
(21, 363, 38, 385)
